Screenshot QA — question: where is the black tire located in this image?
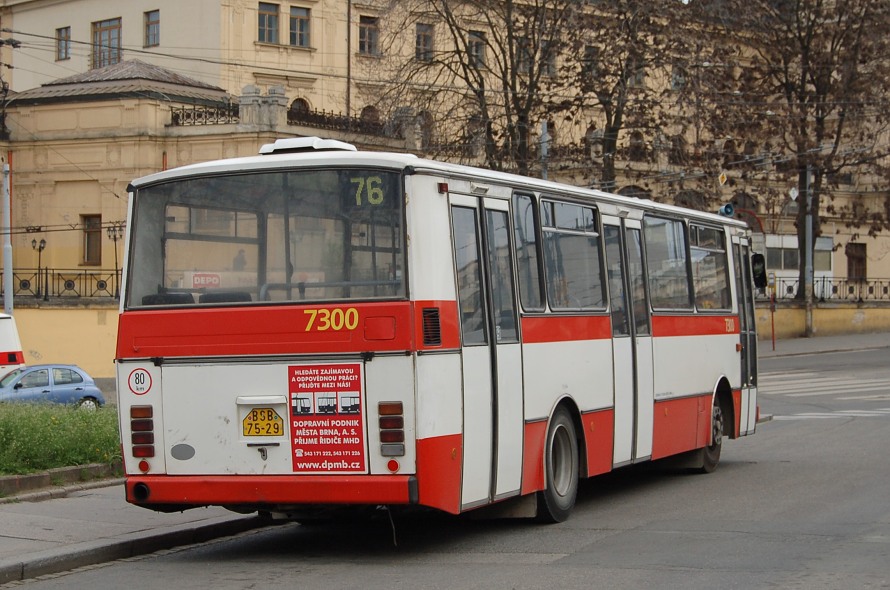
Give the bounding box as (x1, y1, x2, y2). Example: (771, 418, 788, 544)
(536, 406, 579, 523)
(700, 399, 724, 474)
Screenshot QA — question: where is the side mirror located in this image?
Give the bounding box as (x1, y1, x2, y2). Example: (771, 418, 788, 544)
(13, 382, 22, 390)
(751, 253, 767, 289)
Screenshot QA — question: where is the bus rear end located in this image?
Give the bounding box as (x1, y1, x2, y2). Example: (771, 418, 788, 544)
(116, 145, 423, 516)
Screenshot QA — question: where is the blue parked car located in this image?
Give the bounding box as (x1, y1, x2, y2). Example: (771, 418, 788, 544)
(0, 364, 106, 410)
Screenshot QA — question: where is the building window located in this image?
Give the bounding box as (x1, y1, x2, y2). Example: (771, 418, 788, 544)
(144, 10, 160, 47)
(627, 57, 645, 88)
(582, 45, 598, 89)
(846, 243, 867, 281)
(541, 40, 556, 77)
(415, 23, 433, 61)
(258, 2, 279, 44)
(517, 36, 531, 73)
(468, 30, 486, 68)
(628, 131, 647, 162)
(82, 215, 102, 265)
(91, 18, 122, 69)
(359, 16, 379, 55)
(56, 27, 71, 61)
(671, 64, 687, 90)
(290, 7, 310, 47)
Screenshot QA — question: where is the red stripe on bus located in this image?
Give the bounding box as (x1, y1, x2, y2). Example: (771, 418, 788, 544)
(651, 315, 740, 337)
(651, 394, 712, 460)
(521, 315, 611, 344)
(581, 409, 614, 477)
(416, 433, 462, 514)
(125, 475, 414, 506)
(116, 302, 416, 359)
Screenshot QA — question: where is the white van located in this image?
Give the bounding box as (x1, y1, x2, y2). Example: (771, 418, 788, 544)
(0, 314, 24, 377)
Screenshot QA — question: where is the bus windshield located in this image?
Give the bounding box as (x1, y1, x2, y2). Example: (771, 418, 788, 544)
(126, 168, 405, 308)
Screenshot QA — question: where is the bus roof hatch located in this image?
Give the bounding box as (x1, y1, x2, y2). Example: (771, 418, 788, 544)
(259, 137, 358, 155)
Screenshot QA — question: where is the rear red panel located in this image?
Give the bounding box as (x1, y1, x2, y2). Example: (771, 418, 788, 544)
(116, 301, 462, 359)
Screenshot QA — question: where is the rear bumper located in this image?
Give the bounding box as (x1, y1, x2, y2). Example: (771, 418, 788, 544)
(126, 474, 418, 508)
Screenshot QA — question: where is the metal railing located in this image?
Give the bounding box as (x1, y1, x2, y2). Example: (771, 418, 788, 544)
(287, 108, 388, 136)
(170, 104, 239, 126)
(760, 277, 890, 302)
(5, 268, 122, 299)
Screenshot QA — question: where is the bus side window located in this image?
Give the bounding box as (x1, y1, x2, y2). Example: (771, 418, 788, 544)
(643, 216, 693, 310)
(512, 193, 543, 310)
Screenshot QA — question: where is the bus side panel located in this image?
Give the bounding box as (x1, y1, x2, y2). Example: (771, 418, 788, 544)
(520, 316, 612, 494)
(650, 318, 739, 459)
(731, 388, 742, 438)
(415, 353, 463, 514)
(651, 395, 709, 460)
(651, 330, 739, 400)
(520, 316, 613, 420)
(521, 420, 547, 495)
(582, 409, 615, 477)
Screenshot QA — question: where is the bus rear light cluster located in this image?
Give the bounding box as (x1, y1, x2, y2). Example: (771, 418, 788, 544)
(130, 405, 155, 458)
(378, 401, 405, 457)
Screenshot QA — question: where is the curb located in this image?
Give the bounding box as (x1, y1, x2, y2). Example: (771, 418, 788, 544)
(0, 514, 269, 584)
(0, 463, 122, 500)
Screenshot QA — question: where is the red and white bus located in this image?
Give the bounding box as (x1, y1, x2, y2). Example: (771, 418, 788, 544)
(116, 137, 764, 522)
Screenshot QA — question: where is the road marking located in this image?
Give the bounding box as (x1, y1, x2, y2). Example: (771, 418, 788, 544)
(773, 408, 890, 420)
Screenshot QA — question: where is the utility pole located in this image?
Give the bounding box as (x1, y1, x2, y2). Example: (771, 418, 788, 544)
(804, 164, 814, 337)
(2, 163, 11, 315)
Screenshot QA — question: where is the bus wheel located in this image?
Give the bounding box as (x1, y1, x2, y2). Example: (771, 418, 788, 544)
(536, 406, 579, 523)
(701, 400, 724, 474)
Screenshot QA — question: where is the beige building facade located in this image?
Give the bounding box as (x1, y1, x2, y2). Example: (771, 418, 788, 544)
(0, 0, 885, 378)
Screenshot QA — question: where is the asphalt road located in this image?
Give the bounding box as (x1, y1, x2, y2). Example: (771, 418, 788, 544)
(8, 347, 890, 590)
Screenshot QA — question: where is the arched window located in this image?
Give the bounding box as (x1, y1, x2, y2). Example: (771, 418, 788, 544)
(617, 185, 650, 200)
(669, 135, 687, 165)
(287, 98, 311, 123)
(360, 105, 380, 123)
(723, 139, 737, 168)
(733, 191, 758, 212)
(674, 190, 708, 211)
(585, 124, 603, 157)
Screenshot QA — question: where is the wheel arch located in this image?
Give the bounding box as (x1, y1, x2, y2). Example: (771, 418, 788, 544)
(713, 376, 735, 441)
(547, 396, 587, 478)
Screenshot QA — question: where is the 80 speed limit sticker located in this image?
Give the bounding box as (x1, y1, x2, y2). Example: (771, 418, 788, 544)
(128, 368, 153, 395)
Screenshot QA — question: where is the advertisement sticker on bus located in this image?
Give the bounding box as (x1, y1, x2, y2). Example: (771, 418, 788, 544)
(289, 363, 366, 473)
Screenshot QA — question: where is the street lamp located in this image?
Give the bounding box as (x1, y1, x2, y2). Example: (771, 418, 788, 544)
(106, 223, 123, 298)
(31, 238, 45, 299)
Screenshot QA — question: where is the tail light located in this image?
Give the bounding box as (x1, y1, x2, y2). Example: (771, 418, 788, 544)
(378, 401, 405, 457)
(130, 405, 155, 458)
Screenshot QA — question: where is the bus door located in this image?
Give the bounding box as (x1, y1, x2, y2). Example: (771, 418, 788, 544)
(450, 196, 523, 509)
(603, 219, 654, 466)
(734, 238, 758, 435)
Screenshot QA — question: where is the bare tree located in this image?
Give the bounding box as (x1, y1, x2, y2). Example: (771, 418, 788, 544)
(561, 0, 686, 192)
(362, 0, 584, 176)
(689, 0, 890, 296)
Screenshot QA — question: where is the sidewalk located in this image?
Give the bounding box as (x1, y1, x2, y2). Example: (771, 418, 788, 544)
(0, 331, 888, 584)
(758, 331, 890, 358)
(0, 480, 266, 583)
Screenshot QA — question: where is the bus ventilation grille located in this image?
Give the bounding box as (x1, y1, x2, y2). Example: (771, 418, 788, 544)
(422, 308, 442, 346)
